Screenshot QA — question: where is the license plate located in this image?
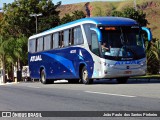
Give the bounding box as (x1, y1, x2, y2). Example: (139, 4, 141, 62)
(124, 71, 132, 74)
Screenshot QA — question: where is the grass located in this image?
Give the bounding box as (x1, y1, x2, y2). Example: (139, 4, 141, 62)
(131, 74, 160, 79)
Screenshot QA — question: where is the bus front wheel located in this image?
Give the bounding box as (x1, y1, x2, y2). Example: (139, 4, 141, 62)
(81, 66, 93, 84)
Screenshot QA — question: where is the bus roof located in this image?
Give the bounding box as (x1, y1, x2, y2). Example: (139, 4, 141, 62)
(29, 17, 138, 40)
(86, 17, 138, 26)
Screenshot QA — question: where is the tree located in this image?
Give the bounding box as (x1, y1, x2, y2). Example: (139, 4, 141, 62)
(0, 36, 7, 83)
(60, 10, 85, 25)
(2, 0, 61, 37)
(112, 7, 148, 26)
(0, 35, 28, 82)
(111, 11, 123, 17)
(38, 1, 61, 32)
(60, 13, 73, 25)
(0, 0, 62, 82)
(0, 12, 3, 20)
(72, 10, 85, 21)
(145, 39, 160, 74)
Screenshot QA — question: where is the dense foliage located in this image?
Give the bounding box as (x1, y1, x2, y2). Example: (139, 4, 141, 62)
(112, 7, 148, 26)
(1, 0, 61, 37)
(0, 0, 61, 82)
(60, 10, 85, 24)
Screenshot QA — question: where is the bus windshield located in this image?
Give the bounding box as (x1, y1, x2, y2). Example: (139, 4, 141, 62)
(99, 26, 145, 60)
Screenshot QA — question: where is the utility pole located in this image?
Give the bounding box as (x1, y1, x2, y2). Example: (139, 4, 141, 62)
(30, 13, 42, 34)
(134, 0, 137, 11)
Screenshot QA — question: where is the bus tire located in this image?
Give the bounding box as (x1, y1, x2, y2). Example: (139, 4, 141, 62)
(40, 69, 53, 84)
(40, 69, 47, 84)
(81, 66, 93, 84)
(116, 77, 128, 84)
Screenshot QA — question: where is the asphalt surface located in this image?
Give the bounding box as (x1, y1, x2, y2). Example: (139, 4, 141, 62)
(0, 79, 160, 120)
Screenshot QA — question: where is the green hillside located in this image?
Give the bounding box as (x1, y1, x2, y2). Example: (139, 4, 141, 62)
(58, 0, 160, 39)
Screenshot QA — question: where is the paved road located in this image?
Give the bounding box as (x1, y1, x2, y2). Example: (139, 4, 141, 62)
(0, 79, 160, 120)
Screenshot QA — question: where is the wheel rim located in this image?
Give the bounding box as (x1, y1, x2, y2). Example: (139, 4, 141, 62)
(41, 71, 45, 83)
(83, 69, 88, 81)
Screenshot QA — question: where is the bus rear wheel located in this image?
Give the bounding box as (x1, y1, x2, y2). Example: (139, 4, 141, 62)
(81, 66, 93, 84)
(116, 77, 128, 84)
(40, 69, 53, 84)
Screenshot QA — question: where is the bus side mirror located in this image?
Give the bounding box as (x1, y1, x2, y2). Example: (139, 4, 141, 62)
(142, 27, 152, 41)
(90, 28, 102, 42)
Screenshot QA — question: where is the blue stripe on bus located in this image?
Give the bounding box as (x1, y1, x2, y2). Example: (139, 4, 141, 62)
(42, 53, 76, 76)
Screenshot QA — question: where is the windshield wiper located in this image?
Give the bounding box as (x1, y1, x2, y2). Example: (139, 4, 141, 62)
(120, 28, 125, 46)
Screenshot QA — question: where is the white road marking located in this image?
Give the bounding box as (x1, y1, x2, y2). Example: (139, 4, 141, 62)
(85, 91, 136, 98)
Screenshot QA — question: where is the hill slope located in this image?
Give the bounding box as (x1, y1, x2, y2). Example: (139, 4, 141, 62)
(58, 0, 160, 39)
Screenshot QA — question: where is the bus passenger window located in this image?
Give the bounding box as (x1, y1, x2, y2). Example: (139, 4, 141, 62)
(53, 33, 59, 49)
(29, 39, 36, 53)
(44, 35, 51, 50)
(37, 37, 44, 52)
(64, 30, 69, 47)
(74, 26, 84, 45)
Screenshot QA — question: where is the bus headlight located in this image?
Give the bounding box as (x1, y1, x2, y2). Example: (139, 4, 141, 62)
(140, 61, 147, 67)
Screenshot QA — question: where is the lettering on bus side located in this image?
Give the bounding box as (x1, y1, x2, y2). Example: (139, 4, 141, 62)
(30, 55, 42, 62)
(115, 60, 141, 65)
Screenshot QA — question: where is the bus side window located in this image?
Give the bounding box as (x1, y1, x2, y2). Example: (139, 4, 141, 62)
(29, 39, 36, 53)
(91, 32, 100, 56)
(53, 33, 59, 49)
(83, 23, 96, 49)
(74, 27, 77, 45)
(74, 26, 84, 45)
(44, 35, 51, 51)
(37, 37, 44, 52)
(64, 29, 69, 47)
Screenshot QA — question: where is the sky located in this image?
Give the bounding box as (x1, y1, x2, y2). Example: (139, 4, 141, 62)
(0, 0, 124, 8)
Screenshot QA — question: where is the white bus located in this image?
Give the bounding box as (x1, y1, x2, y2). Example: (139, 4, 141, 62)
(28, 17, 152, 84)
